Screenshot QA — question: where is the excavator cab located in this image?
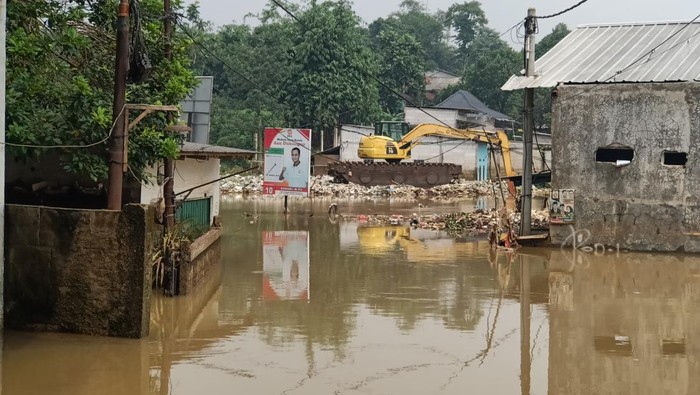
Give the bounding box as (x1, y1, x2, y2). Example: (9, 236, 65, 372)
(374, 121, 410, 141)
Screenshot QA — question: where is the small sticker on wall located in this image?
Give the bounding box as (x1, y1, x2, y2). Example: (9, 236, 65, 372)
(550, 189, 575, 224)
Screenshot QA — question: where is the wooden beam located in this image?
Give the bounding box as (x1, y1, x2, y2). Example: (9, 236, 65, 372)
(125, 104, 179, 112)
(128, 109, 153, 130)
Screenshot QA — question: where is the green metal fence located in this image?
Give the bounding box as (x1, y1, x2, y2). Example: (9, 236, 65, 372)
(176, 197, 211, 237)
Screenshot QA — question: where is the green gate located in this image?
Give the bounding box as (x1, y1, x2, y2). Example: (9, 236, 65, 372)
(176, 197, 211, 237)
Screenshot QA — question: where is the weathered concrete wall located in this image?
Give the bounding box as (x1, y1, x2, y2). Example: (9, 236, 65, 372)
(550, 82, 700, 251)
(4, 204, 155, 337)
(178, 229, 221, 295)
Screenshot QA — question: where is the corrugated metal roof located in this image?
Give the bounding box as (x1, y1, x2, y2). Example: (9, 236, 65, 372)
(502, 20, 700, 90)
(180, 142, 256, 159)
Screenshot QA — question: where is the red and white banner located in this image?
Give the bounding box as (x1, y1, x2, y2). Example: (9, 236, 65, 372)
(262, 128, 311, 196)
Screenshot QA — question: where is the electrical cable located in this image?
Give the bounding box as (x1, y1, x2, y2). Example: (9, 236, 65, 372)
(538, 0, 589, 19)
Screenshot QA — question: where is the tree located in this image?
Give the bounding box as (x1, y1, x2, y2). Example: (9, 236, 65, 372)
(444, 1, 487, 59)
(371, 23, 425, 115)
(460, 28, 521, 117)
(6, 0, 197, 182)
(280, 1, 380, 136)
(370, 2, 456, 71)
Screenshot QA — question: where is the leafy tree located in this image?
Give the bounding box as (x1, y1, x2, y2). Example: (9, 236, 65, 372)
(444, 1, 487, 59)
(6, 0, 197, 183)
(370, 2, 456, 71)
(371, 23, 425, 115)
(460, 28, 521, 117)
(280, 1, 380, 136)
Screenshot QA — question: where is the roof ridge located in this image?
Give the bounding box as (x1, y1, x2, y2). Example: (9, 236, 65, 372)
(577, 20, 700, 29)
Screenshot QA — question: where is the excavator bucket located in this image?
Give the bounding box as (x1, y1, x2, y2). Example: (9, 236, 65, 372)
(327, 161, 462, 189)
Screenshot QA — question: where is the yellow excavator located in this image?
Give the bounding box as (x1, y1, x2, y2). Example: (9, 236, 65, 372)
(328, 121, 516, 188)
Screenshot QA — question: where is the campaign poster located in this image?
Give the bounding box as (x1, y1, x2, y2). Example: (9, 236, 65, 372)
(550, 189, 575, 224)
(262, 231, 310, 301)
(263, 128, 312, 196)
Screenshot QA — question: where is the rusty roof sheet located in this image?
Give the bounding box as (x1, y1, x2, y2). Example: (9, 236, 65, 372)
(502, 20, 700, 90)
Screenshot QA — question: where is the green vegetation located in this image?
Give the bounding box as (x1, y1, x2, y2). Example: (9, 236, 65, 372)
(7, 0, 197, 182)
(7, 1, 569, 183)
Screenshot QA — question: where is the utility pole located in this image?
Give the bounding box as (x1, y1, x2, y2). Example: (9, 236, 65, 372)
(1, 0, 7, 329)
(163, 0, 175, 229)
(520, 8, 536, 236)
(107, 0, 130, 210)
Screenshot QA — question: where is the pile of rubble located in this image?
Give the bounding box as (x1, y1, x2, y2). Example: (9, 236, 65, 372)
(221, 174, 550, 200)
(333, 208, 550, 236)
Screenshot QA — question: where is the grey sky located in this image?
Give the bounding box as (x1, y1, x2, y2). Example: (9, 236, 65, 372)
(188, 1, 698, 39)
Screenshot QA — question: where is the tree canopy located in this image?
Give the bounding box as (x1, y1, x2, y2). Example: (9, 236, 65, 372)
(6, 0, 197, 182)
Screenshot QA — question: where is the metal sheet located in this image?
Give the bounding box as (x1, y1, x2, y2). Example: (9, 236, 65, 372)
(502, 21, 700, 90)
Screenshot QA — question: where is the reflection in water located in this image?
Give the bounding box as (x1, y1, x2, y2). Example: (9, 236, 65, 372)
(2, 197, 700, 394)
(262, 231, 310, 301)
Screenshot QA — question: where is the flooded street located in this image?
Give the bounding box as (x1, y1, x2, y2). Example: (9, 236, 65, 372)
(3, 197, 700, 394)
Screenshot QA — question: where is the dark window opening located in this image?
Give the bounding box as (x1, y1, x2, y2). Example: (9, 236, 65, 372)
(595, 147, 634, 163)
(594, 335, 632, 356)
(663, 151, 687, 166)
(662, 339, 686, 356)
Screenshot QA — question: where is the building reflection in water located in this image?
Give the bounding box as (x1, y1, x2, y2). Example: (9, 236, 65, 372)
(546, 249, 700, 395)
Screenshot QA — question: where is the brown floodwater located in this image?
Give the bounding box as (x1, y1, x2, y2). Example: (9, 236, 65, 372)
(3, 196, 700, 394)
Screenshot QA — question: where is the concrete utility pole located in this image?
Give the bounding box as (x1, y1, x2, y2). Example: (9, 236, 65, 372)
(107, 0, 130, 210)
(519, 8, 537, 236)
(1, 0, 7, 329)
(163, 0, 175, 229)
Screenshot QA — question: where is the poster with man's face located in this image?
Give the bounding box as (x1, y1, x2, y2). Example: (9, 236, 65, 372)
(263, 128, 312, 196)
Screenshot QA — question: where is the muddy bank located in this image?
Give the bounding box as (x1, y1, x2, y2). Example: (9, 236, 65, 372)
(221, 175, 550, 200)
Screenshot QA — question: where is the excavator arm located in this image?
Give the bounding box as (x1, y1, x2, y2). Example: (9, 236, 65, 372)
(341, 122, 517, 187)
(396, 124, 515, 177)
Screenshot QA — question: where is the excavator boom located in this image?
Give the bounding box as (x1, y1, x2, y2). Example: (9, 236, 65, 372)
(331, 122, 517, 187)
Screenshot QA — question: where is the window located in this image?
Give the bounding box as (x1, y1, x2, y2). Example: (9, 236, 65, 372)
(595, 147, 634, 163)
(663, 151, 687, 166)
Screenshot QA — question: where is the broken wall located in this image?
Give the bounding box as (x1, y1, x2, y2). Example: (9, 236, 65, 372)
(550, 82, 700, 251)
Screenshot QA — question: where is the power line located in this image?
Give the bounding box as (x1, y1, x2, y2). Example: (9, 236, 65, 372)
(538, 0, 590, 19)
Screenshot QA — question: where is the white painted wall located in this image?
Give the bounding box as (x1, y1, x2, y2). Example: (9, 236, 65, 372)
(141, 157, 221, 224)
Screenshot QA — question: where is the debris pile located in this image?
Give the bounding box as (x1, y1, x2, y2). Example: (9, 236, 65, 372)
(221, 174, 550, 199)
(330, 208, 550, 236)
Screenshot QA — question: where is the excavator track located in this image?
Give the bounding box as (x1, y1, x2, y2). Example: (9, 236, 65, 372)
(327, 161, 462, 189)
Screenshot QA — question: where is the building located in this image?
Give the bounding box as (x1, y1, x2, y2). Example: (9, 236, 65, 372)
(423, 69, 461, 101)
(405, 90, 514, 130)
(502, 20, 700, 252)
(140, 142, 255, 232)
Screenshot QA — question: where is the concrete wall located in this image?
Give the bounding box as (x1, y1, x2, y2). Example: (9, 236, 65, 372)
(550, 82, 700, 251)
(141, 157, 220, 224)
(4, 204, 155, 337)
(338, 125, 551, 179)
(178, 229, 222, 296)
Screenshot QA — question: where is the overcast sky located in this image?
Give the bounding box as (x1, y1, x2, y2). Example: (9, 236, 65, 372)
(187, 0, 698, 38)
